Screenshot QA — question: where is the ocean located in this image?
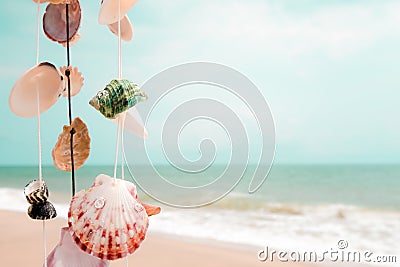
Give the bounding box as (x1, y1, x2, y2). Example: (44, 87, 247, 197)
(1, 164, 399, 265)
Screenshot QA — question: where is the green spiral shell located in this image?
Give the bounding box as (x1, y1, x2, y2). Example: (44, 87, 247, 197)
(89, 79, 148, 119)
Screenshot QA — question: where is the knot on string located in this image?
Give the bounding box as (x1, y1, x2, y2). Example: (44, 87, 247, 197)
(65, 68, 71, 77)
(70, 127, 76, 135)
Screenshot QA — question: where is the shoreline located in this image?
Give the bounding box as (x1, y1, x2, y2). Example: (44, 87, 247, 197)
(0, 210, 315, 267)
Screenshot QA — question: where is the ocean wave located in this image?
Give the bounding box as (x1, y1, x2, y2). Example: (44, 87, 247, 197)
(0, 188, 70, 218)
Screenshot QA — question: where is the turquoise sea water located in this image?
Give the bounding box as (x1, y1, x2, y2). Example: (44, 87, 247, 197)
(1, 164, 399, 210)
(1, 164, 399, 262)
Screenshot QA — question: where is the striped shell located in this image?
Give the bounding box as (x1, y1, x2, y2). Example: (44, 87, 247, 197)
(43, 0, 81, 45)
(45, 227, 109, 267)
(89, 79, 147, 119)
(68, 174, 149, 260)
(24, 180, 49, 205)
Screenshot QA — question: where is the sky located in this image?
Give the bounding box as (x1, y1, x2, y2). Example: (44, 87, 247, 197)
(0, 0, 399, 166)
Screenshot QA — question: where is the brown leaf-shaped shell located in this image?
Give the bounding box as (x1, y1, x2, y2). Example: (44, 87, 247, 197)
(52, 117, 90, 172)
(43, 0, 81, 44)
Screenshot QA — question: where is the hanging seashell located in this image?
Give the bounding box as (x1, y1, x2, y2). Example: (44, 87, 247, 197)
(68, 174, 149, 260)
(52, 117, 91, 172)
(24, 180, 49, 205)
(33, 0, 68, 4)
(43, 0, 81, 45)
(59, 66, 84, 97)
(139, 201, 161, 217)
(28, 201, 57, 220)
(8, 62, 64, 118)
(61, 33, 81, 47)
(45, 227, 110, 267)
(89, 79, 147, 119)
(107, 15, 133, 42)
(112, 108, 148, 139)
(98, 0, 138, 25)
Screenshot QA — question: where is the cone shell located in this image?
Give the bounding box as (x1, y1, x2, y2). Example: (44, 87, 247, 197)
(46, 227, 110, 267)
(52, 117, 91, 172)
(43, 0, 81, 44)
(24, 180, 49, 205)
(68, 174, 149, 260)
(89, 79, 147, 119)
(59, 66, 84, 97)
(28, 201, 57, 220)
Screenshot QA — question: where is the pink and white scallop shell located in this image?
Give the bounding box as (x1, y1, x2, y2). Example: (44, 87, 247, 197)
(59, 66, 84, 97)
(45, 227, 109, 267)
(68, 174, 149, 261)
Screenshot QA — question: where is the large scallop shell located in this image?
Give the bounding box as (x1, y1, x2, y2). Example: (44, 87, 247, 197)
(98, 0, 138, 25)
(59, 66, 84, 97)
(107, 15, 133, 42)
(89, 79, 147, 119)
(68, 174, 149, 260)
(52, 117, 91, 172)
(43, 0, 81, 45)
(45, 227, 110, 267)
(8, 62, 63, 118)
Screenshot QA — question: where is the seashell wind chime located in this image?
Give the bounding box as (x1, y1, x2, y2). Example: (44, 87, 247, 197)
(8, 0, 160, 266)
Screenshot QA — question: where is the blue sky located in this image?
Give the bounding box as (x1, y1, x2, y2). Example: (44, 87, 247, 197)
(1, 0, 399, 165)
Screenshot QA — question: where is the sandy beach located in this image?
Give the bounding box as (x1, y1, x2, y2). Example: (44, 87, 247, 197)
(0, 210, 316, 267)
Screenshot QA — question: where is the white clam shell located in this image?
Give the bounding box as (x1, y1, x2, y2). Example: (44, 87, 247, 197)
(98, 0, 138, 25)
(59, 66, 84, 97)
(107, 15, 133, 42)
(9, 62, 63, 118)
(68, 174, 149, 261)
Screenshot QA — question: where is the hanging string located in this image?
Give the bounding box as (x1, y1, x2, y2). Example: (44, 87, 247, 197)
(35, 0, 42, 182)
(118, 0, 122, 80)
(35, 2, 47, 267)
(113, 0, 123, 183)
(65, 3, 76, 196)
(113, 117, 120, 181)
(120, 113, 126, 180)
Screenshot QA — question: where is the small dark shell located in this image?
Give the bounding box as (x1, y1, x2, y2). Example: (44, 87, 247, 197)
(24, 180, 49, 205)
(43, 0, 81, 44)
(28, 201, 57, 221)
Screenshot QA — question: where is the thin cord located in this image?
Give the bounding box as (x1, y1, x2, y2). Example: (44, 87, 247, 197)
(35, 0, 42, 182)
(43, 221, 47, 267)
(120, 113, 126, 180)
(36, 3, 47, 267)
(65, 3, 76, 196)
(36, 91, 42, 182)
(118, 0, 122, 80)
(114, 0, 123, 184)
(36, 2, 40, 66)
(113, 117, 120, 181)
